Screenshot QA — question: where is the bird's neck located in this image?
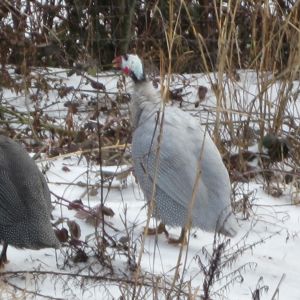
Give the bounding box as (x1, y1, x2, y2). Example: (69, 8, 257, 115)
(130, 80, 161, 129)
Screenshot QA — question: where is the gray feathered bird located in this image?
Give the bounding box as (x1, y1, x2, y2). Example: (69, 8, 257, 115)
(113, 54, 238, 243)
(0, 135, 60, 267)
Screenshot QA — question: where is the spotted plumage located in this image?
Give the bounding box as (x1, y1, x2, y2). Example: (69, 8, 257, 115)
(113, 54, 238, 241)
(0, 135, 60, 266)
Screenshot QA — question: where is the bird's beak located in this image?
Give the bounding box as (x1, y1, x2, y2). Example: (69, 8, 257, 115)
(112, 56, 122, 69)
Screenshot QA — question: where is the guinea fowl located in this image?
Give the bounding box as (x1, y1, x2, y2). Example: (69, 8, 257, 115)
(0, 135, 60, 267)
(113, 54, 238, 243)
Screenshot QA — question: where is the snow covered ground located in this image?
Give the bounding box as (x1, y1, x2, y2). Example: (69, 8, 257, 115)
(0, 67, 300, 299)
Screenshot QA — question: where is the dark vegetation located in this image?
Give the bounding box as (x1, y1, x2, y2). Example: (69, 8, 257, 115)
(0, 1, 298, 72)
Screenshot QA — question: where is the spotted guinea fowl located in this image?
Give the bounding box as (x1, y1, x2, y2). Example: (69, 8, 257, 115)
(0, 135, 60, 267)
(113, 54, 238, 243)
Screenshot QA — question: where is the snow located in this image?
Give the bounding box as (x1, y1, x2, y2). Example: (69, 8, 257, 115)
(1, 68, 300, 299)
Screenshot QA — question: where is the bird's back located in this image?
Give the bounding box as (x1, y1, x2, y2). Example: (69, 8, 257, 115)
(112, 53, 238, 236)
(0, 135, 59, 249)
(132, 104, 237, 236)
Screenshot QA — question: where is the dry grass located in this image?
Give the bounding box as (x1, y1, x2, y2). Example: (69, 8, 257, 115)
(0, 1, 300, 299)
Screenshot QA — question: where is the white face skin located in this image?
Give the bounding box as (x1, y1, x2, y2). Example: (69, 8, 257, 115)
(116, 54, 145, 81)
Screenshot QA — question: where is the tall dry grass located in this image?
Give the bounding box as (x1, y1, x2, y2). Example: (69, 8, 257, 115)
(0, 1, 300, 299)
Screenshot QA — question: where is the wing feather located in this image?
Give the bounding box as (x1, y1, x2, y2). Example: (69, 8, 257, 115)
(132, 105, 233, 231)
(0, 171, 26, 226)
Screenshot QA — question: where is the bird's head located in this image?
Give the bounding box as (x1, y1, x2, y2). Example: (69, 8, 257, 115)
(113, 54, 145, 82)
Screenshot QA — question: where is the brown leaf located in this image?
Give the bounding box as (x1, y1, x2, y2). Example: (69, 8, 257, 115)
(68, 199, 84, 211)
(69, 239, 83, 247)
(264, 185, 283, 198)
(49, 147, 63, 157)
(198, 85, 208, 101)
(74, 209, 90, 220)
(119, 236, 129, 245)
(67, 104, 79, 114)
(67, 220, 81, 239)
(72, 249, 88, 263)
(58, 86, 74, 98)
(75, 204, 114, 227)
(90, 79, 106, 91)
(64, 101, 79, 114)
(55, 227, 69, 243)
(101, 205, 115, 217)
(62, 165, 70, 172)
(169, 88, 183, 102)
(85, 210, 102, 227)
